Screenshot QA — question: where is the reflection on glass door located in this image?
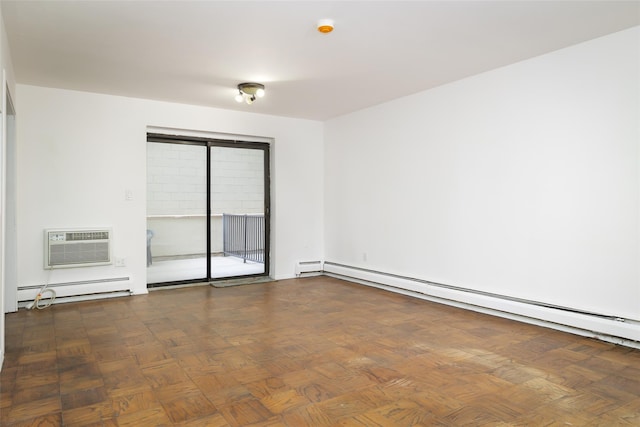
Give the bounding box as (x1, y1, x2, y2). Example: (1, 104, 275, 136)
(211, 146, 266, 278)
(146, 142, 207, 284)
(146, 135, 269, 286)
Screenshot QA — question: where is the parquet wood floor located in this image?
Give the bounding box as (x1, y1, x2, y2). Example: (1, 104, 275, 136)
(1, 276, 639, 426)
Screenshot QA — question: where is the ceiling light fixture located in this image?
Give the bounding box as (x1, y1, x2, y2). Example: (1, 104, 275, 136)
(317, 19, 334, 34)
(235, 82, 265, 104)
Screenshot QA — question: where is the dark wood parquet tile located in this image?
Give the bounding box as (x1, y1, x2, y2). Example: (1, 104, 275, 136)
(2, 276, 640, 426)
(62, 399, 115, 426)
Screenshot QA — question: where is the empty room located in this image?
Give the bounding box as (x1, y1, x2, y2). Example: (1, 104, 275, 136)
(1, 1, 639, 426)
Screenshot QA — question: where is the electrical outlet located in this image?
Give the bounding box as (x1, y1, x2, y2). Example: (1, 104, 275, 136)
(115, 257, 126, 267)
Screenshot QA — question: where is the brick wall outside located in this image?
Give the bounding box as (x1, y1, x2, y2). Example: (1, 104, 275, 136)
(146, 143, 265, 256)
(147, 143, 264, 216)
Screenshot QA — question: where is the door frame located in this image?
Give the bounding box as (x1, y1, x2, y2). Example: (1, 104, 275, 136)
(146, 132, 271, 286)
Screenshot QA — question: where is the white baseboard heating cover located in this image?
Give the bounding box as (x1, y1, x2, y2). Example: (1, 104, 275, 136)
(18, 277, 131, 307)
(323, 262, 640, 347)
(295, 260, 324, 277)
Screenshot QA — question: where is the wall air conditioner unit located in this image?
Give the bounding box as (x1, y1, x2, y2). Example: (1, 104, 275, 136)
(44, 228, 112, 269)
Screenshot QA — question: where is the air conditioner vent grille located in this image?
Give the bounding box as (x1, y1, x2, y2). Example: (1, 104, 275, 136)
(49, 241, 110, 266)
(45, 228, 112, 269)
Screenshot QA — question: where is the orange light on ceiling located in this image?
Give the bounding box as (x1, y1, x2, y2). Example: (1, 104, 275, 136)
(317, 19, 334, 34)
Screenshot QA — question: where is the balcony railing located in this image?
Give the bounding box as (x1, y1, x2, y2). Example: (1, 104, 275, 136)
(222, 213, 265, 264)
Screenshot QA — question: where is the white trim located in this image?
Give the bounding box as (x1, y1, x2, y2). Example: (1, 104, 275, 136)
(0, 68, 5, 372)
(17, 277, 132, 303)
(294, 260, 324, 276)
(17, 291, 130, 309)
(146, 125, 274, 144)
(322, 262, 640, 347)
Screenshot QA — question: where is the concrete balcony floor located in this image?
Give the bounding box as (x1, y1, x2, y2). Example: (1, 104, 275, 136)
(147, 255, 264, 284)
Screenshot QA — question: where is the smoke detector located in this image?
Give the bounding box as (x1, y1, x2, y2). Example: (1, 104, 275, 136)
(317, 19, 334, 34)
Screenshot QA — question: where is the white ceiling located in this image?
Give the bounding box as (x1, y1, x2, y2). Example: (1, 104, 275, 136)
(2, 1, 639, 121)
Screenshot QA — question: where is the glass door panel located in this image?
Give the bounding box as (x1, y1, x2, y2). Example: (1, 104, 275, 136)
(210, 146, 266, 278)
(146, 142, 207, 284)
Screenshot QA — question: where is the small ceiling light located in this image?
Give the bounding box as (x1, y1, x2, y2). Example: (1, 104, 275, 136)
(235, 82, 266, 104)
(317, 19, 334, 34)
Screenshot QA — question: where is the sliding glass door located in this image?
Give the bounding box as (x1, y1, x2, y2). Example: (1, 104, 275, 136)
(146, 135, 269, 286)
(210, 146, 266, 278)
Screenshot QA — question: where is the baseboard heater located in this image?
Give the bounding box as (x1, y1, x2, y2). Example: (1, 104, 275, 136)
(17, 276, 132, 307)
(295, 260, 324, 277)
(322, 262, 640, 347)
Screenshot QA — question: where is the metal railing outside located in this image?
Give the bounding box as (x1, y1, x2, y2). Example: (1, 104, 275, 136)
(222, 214, 265, 264)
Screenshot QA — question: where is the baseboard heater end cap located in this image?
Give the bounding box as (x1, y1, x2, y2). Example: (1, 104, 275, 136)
(295, 260, 324, 277)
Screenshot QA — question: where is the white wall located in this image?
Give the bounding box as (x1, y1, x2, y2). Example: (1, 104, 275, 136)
(325, 27, 640, 321)
(15, 85, 324, 297)
(0, 4, 17, 369)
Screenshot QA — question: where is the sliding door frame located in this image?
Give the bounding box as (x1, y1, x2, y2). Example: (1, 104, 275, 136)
(147, 133, 271, 285)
